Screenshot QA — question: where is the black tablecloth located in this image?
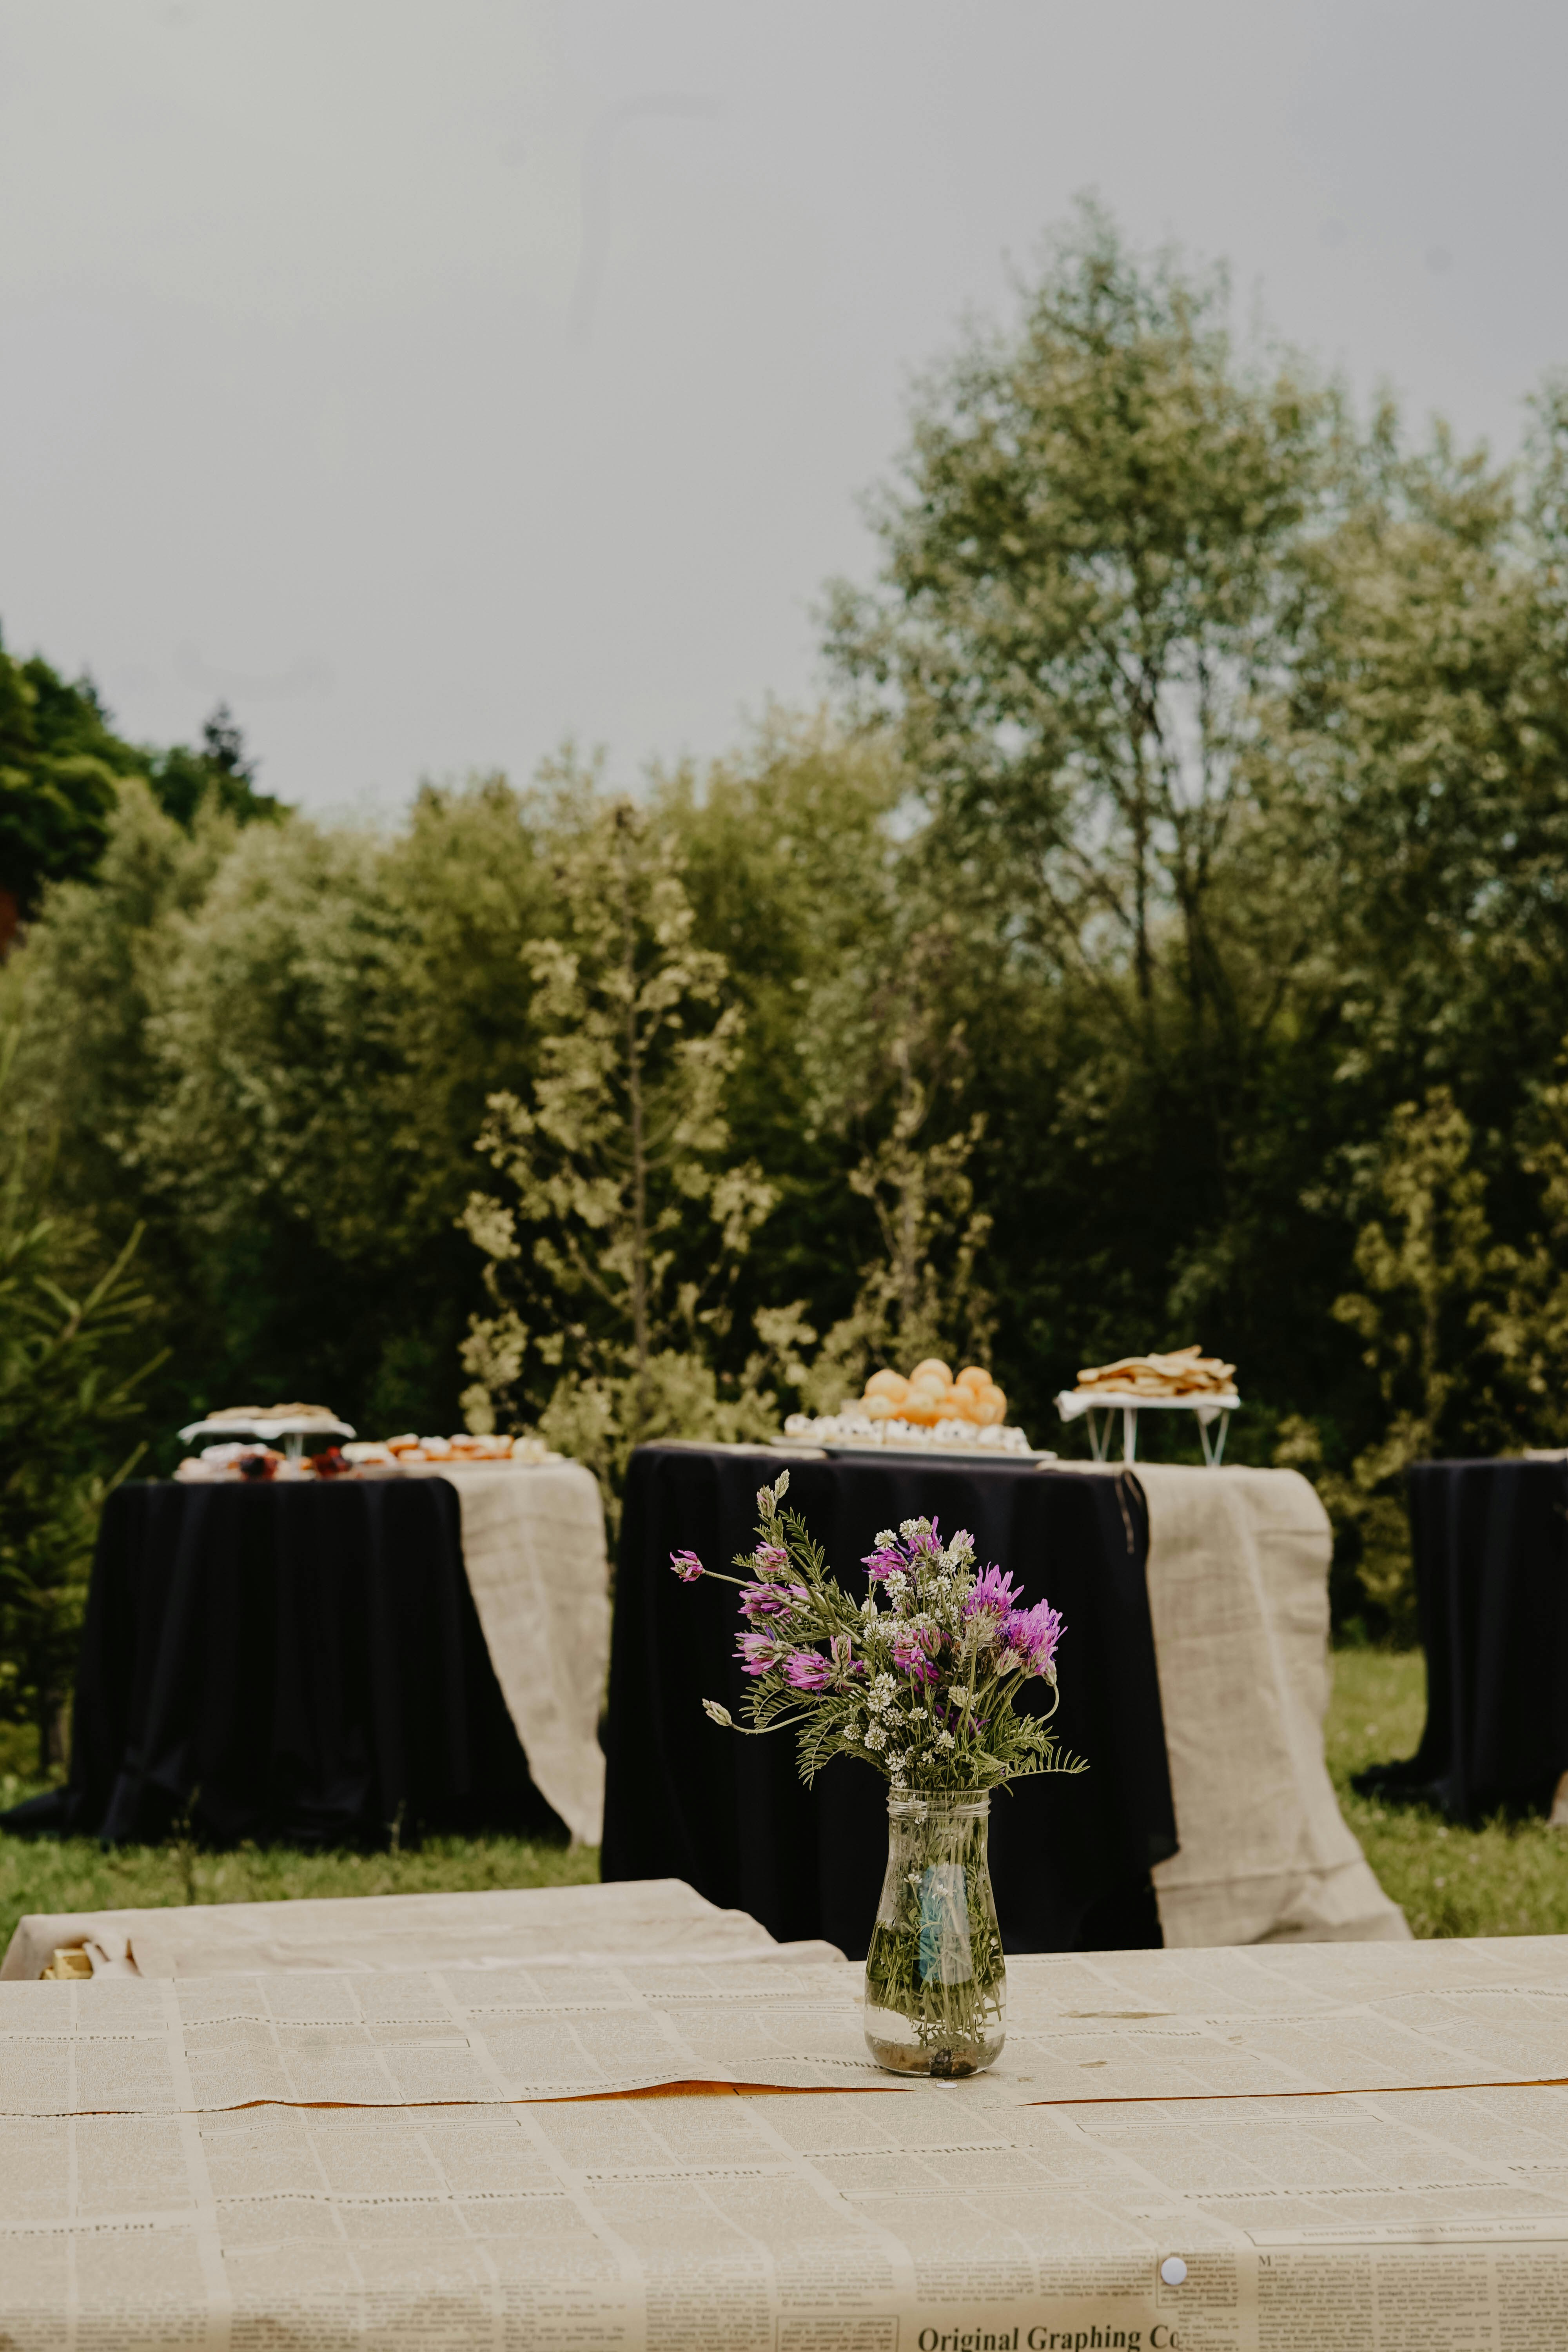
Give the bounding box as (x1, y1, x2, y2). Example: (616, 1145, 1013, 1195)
(1, 1479, 566, 1847)
(601, 1445, 1177, 1958)
(1357, 1457, 1568, 1822)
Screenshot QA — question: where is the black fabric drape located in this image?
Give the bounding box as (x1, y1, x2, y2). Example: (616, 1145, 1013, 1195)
(601, 1445, 1176, 1959)
(0, 1479, 565, 1847)
(1356, 1457, 1568, 1822)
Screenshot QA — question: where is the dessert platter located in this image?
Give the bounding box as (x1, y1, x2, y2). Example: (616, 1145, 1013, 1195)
(174, 1408, 559, 1483)
(782, 1359, 1057, 1463)
(1054, 1347, 1241, 1465)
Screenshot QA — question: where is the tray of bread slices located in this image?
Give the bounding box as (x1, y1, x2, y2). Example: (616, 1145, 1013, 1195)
(782, 1358, 1055, 1460)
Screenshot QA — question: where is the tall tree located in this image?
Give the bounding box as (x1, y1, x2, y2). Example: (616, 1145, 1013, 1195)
(460, 772, 776, 1491)
(826, 202, 1340, 1083)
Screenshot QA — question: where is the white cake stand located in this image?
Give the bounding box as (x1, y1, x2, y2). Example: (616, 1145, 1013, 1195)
(178, 1413, 356, 1465)
(1054, 1388, 1240, 1467)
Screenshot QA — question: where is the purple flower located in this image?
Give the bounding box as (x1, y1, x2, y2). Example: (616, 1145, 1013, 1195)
(736, 1630, 782, 1677)
(782, 1649, 833, 1691)
(1002, 1599, 1065, 1678)
(861, 1543, 905, 1583)
(753, 1543, 789, 1576)
(964, 1566, 1022, 1623)
(892, 1626, 940, 1685)
(670, 1549, 704, 1583)
(739, 1580, 809, 1621)
(782, 1634, 863, 1692)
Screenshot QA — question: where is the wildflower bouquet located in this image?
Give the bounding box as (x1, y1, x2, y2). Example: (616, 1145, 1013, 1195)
(672, 1470, 1085, 2075)
(675, 1470, 1082, 1795)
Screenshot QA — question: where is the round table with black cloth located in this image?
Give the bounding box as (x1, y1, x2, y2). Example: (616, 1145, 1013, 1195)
(1356, 1456, 1568, 1823)
(0, 1479, 567, 1848)
(601, 1444, 1178, 1959)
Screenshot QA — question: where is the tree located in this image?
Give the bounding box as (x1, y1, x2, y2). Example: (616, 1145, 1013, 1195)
(145, 702, 284, 831)
(0, 641, 126, 952)
(826, 202, 1339, 1080)
(460, 774, 776, 1495)
(1289, 1091, 1506, 1632)
(0, 1037, 163, 1767)
(0, 631, 283, 960)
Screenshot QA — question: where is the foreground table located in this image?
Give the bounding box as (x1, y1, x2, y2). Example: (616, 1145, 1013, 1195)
(2, 1474, 599, 1849)
(5, 1931, 1568, 2349)
(1357, 1454, 1568, 1822)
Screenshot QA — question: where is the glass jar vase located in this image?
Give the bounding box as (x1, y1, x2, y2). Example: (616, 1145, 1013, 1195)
(863, 1791, 1006, 2076)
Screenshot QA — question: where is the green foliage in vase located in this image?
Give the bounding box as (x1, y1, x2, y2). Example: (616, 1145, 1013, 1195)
(863, 1799, 1007, 2076)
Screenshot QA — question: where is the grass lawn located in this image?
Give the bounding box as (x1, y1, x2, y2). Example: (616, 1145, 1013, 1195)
(1327, 1646, 1568, 1940)
(0, 1781, 597, 1961)
(2, 1647, 1566, 1957)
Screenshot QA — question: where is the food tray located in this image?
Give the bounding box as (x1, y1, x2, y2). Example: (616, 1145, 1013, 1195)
(1055, 1388, 1240, 1466)
(813, 1439, 1058, 1465)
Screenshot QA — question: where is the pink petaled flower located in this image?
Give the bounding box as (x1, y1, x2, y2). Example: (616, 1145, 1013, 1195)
(891, 1626, 940, 1685)
(739, 1580, 810, 1621)
(964, 1566, 1022, 1622)
(782, 1649, 833, 1691)
(782, 1633, 863, 1692)
(1002, 1599, 1065, 1678)
(861, 1544, 905, 1583)
(670, 1549, 704, 1583)
(907, 1518, 941, 1557)
(736, 1630, 781, 1677)
(753, 1543, 789, 1576)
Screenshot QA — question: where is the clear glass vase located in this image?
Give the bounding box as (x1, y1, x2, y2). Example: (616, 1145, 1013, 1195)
(863, 1791, 1006, 2076)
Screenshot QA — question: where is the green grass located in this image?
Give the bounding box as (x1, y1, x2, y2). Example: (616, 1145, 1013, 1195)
(3, 1649, 1565, 1960)
(0, 1779, 597, 1962)
(1327, 1646, 1568, 1940)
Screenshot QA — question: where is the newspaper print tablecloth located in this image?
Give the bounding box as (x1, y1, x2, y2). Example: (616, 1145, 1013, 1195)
(7, 1938, 1568, 2349)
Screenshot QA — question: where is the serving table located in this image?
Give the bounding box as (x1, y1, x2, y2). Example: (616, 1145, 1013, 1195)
(603, 1445, 1404, 1957)
(1359, 1454, 1568, 1822)
(0, 1463, 610, 1850)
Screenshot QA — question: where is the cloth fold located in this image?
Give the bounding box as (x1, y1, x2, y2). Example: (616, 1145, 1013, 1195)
(418, 1462, 610, 1845)
(1134, 1463, 1407, 1947)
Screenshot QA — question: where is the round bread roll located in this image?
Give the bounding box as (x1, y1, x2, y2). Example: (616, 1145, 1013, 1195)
(955, 1366, 990, 1394)
(864, 1395, 896, 1421)
(864, 1368, 909, 1402)
(909, 1358, 953, 1387)
(899, 1398, 941, 1427)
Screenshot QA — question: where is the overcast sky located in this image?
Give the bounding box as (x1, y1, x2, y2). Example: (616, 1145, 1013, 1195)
(2, 0, 1565, 819)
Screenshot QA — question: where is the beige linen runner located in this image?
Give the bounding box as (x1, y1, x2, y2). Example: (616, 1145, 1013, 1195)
(423, 1461, 611, 1846)
(1135, 1462, 1408, 1946)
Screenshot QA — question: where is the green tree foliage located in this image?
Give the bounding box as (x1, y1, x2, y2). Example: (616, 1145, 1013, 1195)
(142, 702, 285, 832)
(0, 1040, 163, 1763)
(460, 774, 779, 1497)
(0, 646, 124, 948)
(0, 627, 280, 956)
